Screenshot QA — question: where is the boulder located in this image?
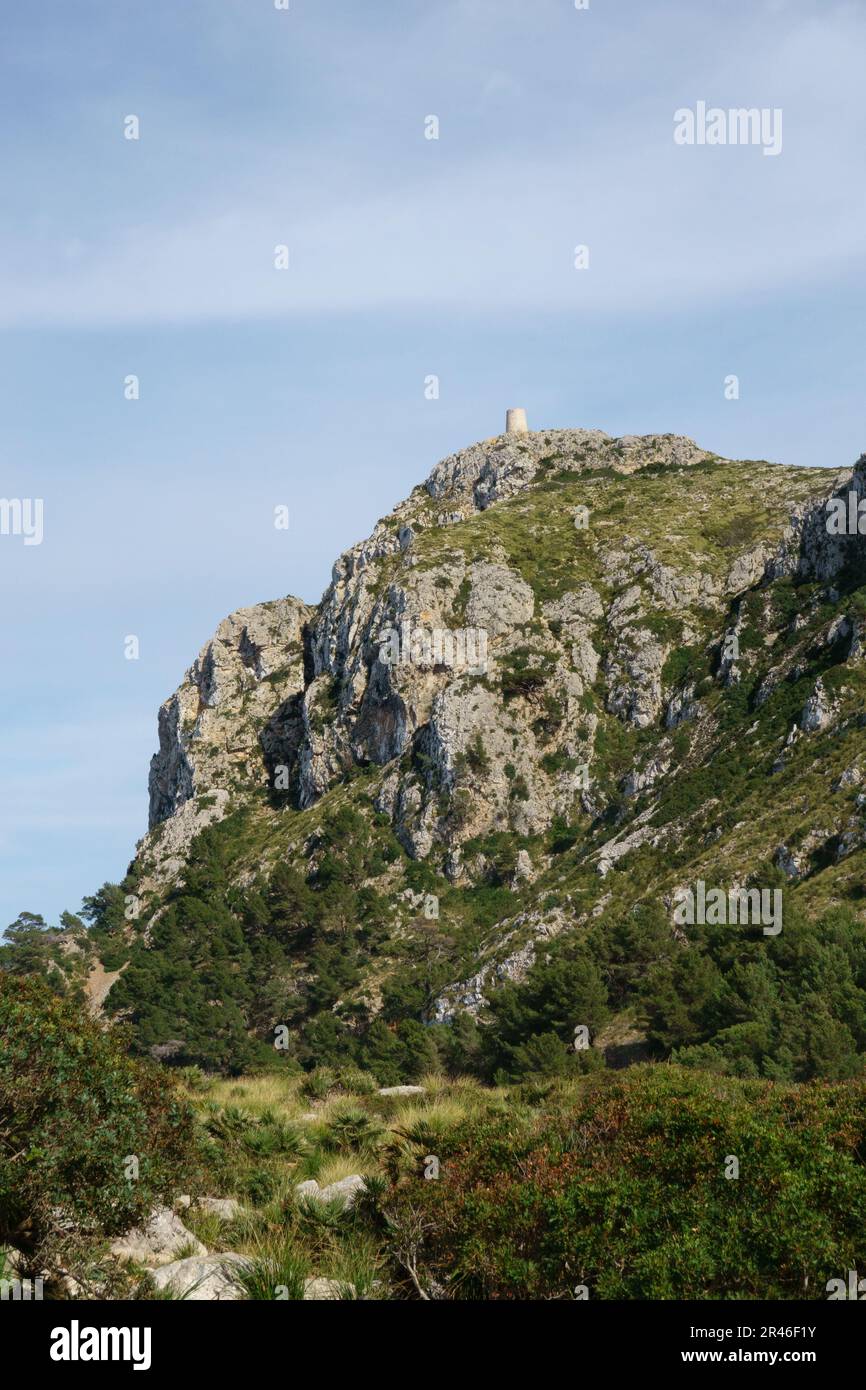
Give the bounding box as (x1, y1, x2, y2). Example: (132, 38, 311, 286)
(148, 1253, 251, 1301)
(295, 1175, 367, 1211)
(295, 1179, 321, 1201)
(197, 1197, 243, 1222)
(303, 1277, 355, 1300)
(110, 1205, 207, 1267)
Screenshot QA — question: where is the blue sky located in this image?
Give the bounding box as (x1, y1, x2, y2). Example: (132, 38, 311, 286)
(1, 0, 865, 928)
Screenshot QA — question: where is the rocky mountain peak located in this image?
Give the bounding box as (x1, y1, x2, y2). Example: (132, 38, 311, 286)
(88, 424, 866, 1073)
(133, 428, 866, 985)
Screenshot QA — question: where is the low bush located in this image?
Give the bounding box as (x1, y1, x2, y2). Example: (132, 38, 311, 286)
(0, 973, 202, 1265)
(379, 1066, 866, 1299)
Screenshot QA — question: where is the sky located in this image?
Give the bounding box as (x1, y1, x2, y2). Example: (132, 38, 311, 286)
(1, 0, 865, 929)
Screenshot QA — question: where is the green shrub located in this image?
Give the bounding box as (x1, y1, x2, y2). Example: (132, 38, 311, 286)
(0, 973, 202, 1263)
(241, 1165, 280, 1206)
(237, 1241, 309, 1300)
(325, 1107, 385, 1153)
(499, 648, 555, 701)
(481, 936, 609, 1079)
(381, 1067, 866, 1299)
(301, 1067, 337, 1100)
(540, 751, 579, 775)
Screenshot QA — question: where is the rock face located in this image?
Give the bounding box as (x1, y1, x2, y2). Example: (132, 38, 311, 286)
(104, 426, 866, 1047)
(290, 430, 718, 860)
(148, 597, 312, 828)
(433, 908, 571, 1022)
(139, 431, 856, 881)
(800, 677, 837, 732)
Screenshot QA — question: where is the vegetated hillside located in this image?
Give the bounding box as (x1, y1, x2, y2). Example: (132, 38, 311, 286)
(19, 427, 866, 1080)
(7, 981, 866, 1302)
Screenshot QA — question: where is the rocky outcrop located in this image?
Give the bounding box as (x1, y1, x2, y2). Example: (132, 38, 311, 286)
(800, 677, 838, 733)
(110, 1205, 206, 1267)
(605, 625, 667, 729)
(134, 429, 864, 971)
(432, 908, 571, 1022)
(144, 435, 845, 883)
(147, 597, 312, 828)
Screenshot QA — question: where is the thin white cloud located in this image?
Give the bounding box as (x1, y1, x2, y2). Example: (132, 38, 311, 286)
(0, 0, 862, 327)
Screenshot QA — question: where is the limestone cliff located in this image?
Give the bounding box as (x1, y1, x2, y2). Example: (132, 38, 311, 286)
(112, 426, 866, 1061)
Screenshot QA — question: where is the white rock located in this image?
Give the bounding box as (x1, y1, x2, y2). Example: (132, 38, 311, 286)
(464, 561, 535, 638)
(800, 678, 837, 733)
(377, 1085, 426, 1097)
(110, 1205, 207, 1267)
(834, 764, 862, 790)
(295, 1180, 321, 1200)
(296, 1175, 367, 1211)
(320, 1174, 367, 1210)
(148, 1253, 251, 1301)
(774, 844, 803, 881)
(303, 1277, 355, 1300)
(196, 1197, 243, 1221)
(512, 850, 535, 884)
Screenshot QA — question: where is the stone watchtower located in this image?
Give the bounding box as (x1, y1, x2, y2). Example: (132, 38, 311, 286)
(505, 408, 528, 435)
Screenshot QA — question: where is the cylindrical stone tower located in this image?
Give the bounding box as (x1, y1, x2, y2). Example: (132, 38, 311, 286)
(505, 408, 528, 435)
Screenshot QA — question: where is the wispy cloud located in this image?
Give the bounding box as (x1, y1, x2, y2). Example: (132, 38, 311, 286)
(0, 0, 863, 327)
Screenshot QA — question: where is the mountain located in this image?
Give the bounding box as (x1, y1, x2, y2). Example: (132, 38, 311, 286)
(80, 424, 866, 1078)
